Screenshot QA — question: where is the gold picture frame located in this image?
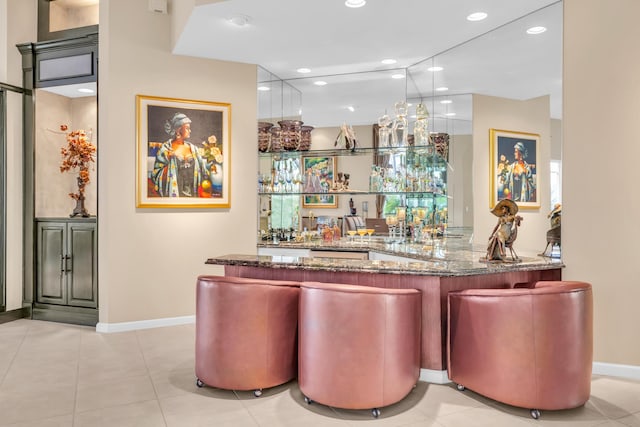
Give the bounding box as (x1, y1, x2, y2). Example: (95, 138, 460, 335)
(489, 128, 540, 210)
(136, 95, 231, 208)
(301, 156, 337, 208)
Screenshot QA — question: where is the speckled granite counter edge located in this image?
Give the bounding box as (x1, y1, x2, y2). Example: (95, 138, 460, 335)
(206, 253, 564, 277)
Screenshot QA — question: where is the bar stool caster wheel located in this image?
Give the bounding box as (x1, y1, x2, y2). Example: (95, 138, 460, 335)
(253, 389, 263, 397)
(456, 383, 465, 391)
(530, 409, 541, 420)
(372, 408, 381, 418)
(304, 396, 313, 404)
(195, 378, 204, 388)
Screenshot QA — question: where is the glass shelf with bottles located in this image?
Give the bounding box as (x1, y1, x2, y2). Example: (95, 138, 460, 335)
(257, 146, 449, 197)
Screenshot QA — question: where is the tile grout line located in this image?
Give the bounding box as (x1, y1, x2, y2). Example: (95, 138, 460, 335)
(0, 320, 31, 388)
(71, 326, 85, 427)
(232, 390, 262, 426)
(136, 329, 170, 427)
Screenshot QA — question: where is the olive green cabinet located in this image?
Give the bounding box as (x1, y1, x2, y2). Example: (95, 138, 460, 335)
(36, 218, 97, 310)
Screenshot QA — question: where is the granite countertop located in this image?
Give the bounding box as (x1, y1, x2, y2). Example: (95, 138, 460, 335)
(207, 235, 564, 277)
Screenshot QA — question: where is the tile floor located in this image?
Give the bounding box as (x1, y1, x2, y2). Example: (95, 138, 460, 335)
(0, 319, 639, 427)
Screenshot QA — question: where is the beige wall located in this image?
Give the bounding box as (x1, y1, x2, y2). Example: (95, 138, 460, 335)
(0, 0, 6, 82)
(35, 91, 98, 218)
(98, 0, 257, 323)
(550, 118, 562, 161)
(472, 94, 551, 253)
(450, 134, 473, 228)
(564, 0, 640, 366)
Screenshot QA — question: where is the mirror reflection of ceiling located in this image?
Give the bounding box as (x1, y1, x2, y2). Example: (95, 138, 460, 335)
(175, 0, 561, 131)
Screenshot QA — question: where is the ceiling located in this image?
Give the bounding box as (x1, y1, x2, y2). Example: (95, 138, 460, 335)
(174, 0, 562, 131)
(182, 0, 562, 132)
(52, 0, 564, 133)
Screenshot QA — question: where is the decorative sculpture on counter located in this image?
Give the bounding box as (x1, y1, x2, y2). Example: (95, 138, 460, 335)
(540, 203, 562, 257)
(484, 199, 523, 262)
(391, 101, 409, 147)
(413, 103, 430, 146)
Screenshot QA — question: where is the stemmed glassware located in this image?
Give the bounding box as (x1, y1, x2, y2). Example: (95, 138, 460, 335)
(366, 228, 374, 242)
(356, 227, 367, 244)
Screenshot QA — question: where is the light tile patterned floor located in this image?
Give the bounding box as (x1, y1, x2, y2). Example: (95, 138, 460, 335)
(0, 319, 639, 427)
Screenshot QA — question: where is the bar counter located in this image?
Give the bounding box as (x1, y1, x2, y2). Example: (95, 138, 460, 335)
(206, 236, 563, 382)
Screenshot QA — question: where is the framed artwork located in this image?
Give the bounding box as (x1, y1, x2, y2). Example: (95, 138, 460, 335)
(490, 129, 540, 209)
(136, 95, 231, 208)
(302, 156, 337, 208)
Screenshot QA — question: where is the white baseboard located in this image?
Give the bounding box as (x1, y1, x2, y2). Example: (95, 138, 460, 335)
(95, 315, 195, 333)
(421, 363, 640, 385)
(420, 369, 451, 384)
(593, 362, 640, 381)
(93, 315, 640, 384)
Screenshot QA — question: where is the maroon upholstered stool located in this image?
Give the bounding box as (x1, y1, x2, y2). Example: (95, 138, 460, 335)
(195, 275, 300, 396)
(298, 281, 421, 417)
(447, 281, 593, 419)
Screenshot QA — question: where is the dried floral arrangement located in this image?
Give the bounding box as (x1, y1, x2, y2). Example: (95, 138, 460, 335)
(59, 124, 96, 215)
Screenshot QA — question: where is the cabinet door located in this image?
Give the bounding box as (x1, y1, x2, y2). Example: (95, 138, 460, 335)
(66, 222, 97, 308)
(36, 222, 66, 305)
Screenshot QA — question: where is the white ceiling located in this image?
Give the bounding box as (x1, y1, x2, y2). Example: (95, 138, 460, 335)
(47, 0, 563, 133)
(173, 0, 562, 132)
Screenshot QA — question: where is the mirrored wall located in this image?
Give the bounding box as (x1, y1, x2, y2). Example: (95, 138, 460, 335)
(257, 1, 562, 230)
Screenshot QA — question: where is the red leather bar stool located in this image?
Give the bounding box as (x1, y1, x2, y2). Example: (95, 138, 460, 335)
(447, 281, 593, 419)
(195, 275, 300, 396)
(298, 281, 421, 418)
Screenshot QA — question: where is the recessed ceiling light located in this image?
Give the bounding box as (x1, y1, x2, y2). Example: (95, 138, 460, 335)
(345, 0, 366, 8)
(427, 66, 443, 72)
(467, 12, 487, 21)
(257, 86, 270, 91)
(445, 112, 457, 116)
(314, 81, 327, 86)
(440, 100, 452, 104)
(77, 88, 94, 93)
(391, 73, 405, 79)
(346, 106, 355, 112)
(297, 68, 311, 74)
(381, 59, 397, 65)
(436, 87, 449, 92)
(228, 14, 251, 26)
(527, 26, 547, 35)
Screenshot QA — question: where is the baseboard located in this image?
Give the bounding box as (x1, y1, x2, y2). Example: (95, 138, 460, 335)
(420, 363, 640, 385)
(593, 362, 640, 381)
(420, 369, 451, 384)
(96, 314, 195, 333)
(91, 314, 640, 383)
(0, 307, 31, 325)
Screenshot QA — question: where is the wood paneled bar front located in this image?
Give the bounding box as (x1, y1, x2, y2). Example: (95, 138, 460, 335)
(207, 243, 562, 383)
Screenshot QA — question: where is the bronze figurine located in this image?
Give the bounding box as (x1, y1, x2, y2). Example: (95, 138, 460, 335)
(485, 199, 523, 262)
(540, 203, 561, 257)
